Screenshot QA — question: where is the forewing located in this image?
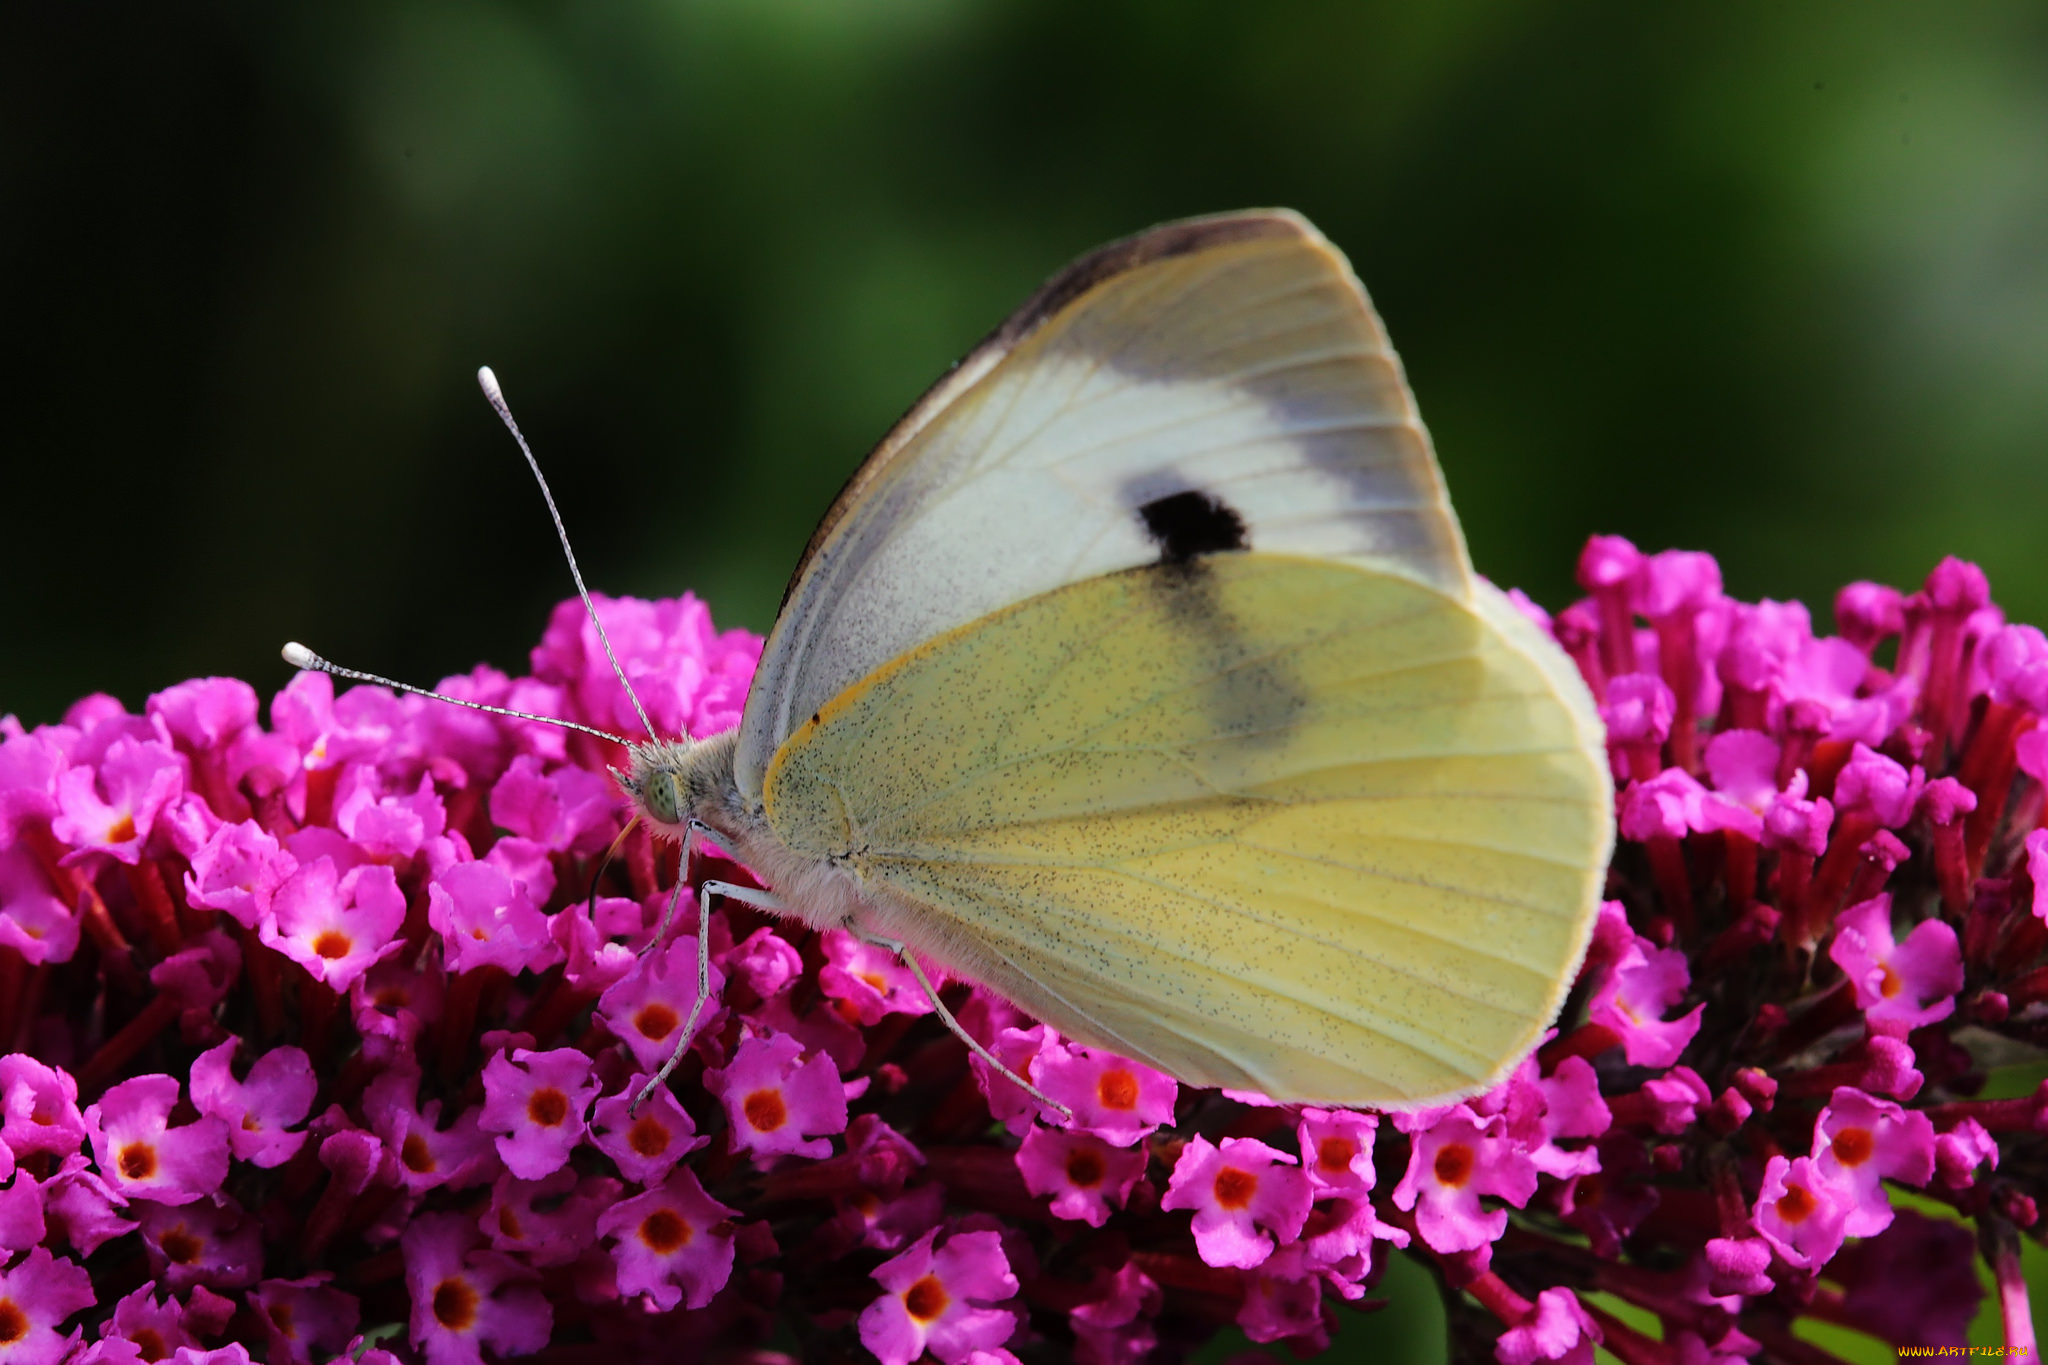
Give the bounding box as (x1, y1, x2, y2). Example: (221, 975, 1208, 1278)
(734, 211, 1469, 797)
(762, 555, 1612, 1107)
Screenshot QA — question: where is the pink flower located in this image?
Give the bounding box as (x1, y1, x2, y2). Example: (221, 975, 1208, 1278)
(819, 929, 936, 1024)
(1015, 1126, 1146, 1227)
(1235, 1245, 1326, 1346)
(1496, 1286, 1600, 1365)
(183, 820, 296, 930)
(85, 1075, 229, 1207)
(487, 754, 618, 855)
(260, 858, 406, 994)
(1829, 895, 1963, 1031)
(1034, 1042, 1177, 1146)
(248, 1276, 360, 1365)
(1392, 1106, 1539, 1253)
(859, 1228, 1019, 1365)
(1752, 1154, 1849, 1270)
(1069, 1260, 1160, 1365)
(136, 1198, 263, 1290)
(362, 1067, 496, 1195)
(189, 1041, 315, 1169)
(1160, 1135, 1313, 1269)
(401, 1212, 551, 1365)
(1617, 768, 1704, 842)
(586, 1082, 706, 1185)
(1703, 728, 1779, 810)
(42, 1155, 136, 1256)
(596, 936, 725, 1075)
(426, 861, 556, 977)
(1810, 1087, 1935, 1236)
(1297, 1108, 1380, 1195)
(1601, 673, 1675, 748)
(0, 1247, 96, 1365)
(1587, 929, 1703, 1067)
(707, 1031, 847, 1161)
(594, 1165, 739, 1311)
(1832, 744, 1924, 828)
(96, 1284, 199, 1362)
(52, 737, 184, 864)
(1934, 1117, 1999, 1189)
(478, 1048, 602, 1180)
(481, 1169, 614, 1268)
(0, 845, 78, 966)
(1836, 582, 1906, 652)
(0, 1054, 85, 1160)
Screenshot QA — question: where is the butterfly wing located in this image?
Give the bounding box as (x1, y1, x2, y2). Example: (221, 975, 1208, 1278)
(734, 211, 1470, 799)
(761, 553, 1612, 1107)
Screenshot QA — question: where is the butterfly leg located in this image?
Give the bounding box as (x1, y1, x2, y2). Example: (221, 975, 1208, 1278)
(852, 928, 1073, 1122)
(631, 877, 786, 1114)
(645, 818, 718, 950)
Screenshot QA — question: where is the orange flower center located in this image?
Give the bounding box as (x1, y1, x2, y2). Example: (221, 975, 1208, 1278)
(1096, 1069, 1139, 1111)
(629, 1115, 673, 1158)
(526, 1087, 570, 1127)
(1065, 1147, 1107, 1188)
(433, 1278, 478, 1331)
(135, 1327, 168, 1361)
(119, 1141, 158, 1181)
(401, 1134, 436, 1174)
(0, 1301, 29, 1345)
(1878, 963, 1904, 999)
(1433, 1142, 1476, 1188)
(1831, 1127, 1875, 1168)
(160, 1228, 203, 1265)
(1776, 1184, 1817, 1225)
(1212, 1166, 1259, 1209)
(106, 813, 137, 845)
(744, 1088, 789, 1132)
(312, 930, 352, 960)
(640, 1208, 690, 1253)
(904, 1274, 950, 1322)
(1317, 1136, 1358, 1176)
(634, 1003, 680, 1041)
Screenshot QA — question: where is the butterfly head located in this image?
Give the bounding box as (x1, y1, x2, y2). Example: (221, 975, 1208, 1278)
(616, 732, 745, 844)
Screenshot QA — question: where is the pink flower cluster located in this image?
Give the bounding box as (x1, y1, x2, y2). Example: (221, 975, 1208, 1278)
(0, 546, 2041, 1363)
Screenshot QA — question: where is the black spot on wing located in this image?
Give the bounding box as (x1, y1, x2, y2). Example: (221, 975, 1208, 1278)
(1137, 490, 1249, 564)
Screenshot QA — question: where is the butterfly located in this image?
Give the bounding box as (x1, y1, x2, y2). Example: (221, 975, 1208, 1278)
(608, 209, 1615, 1110)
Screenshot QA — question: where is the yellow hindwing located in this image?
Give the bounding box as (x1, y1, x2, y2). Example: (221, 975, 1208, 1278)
(763, 552, 1611, 1107)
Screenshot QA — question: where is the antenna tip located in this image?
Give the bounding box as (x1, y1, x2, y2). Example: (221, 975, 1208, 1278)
(476, 366, 503, 405)
(281, 642, 319, 670)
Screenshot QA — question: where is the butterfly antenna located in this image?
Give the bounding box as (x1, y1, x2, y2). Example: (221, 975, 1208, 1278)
(280, 643, 632, 746)
(477, 366, 662, 742)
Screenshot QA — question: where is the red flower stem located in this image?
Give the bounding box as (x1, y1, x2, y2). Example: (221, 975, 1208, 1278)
(10, 965, 46, 1053)
(234, 922, 286, 1040)
(1964, 706, 2034, 870)
(1922, 1079, 2048, 1133)
(77, 991, 182, 1096)
(1595, 585, 1635, 682)
(1763, 980, 1854, 1061)
(1773, 849, 1814, 943)
(1931, 821, 1971, 917)
(1538, 1023, 1621, 1071)
(1981, 1215, 2038, 1353)
(1646, 837, 1694, 939)
(1801, 812, 1882, 943)
(1655, 613, 1700, 773)
(0, 949, 24, 1053)
(1702, 901, 1779, 974)
(1460, 1270, 1534, 1325)
(302, 1169, 358, 1263)
(1579, 1301, 1676, 1365)
(2007, 964, 2048, 1008)
(1996, 914, 2048, 976)
(299, 974, 336, 1061)
(1129, 1249, 1245, 1302)
(439, 967, 501, 1082)
(518, 977, 595, 1048)
(302, 765, 339, 829)
(123, 861, 184, 957)
(1723, 833, 1757, 914)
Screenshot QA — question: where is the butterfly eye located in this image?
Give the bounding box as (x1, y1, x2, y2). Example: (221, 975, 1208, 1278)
(642, 772, 681, 827)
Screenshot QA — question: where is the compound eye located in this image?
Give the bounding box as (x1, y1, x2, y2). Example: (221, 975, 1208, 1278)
(642, 772, 681, 827)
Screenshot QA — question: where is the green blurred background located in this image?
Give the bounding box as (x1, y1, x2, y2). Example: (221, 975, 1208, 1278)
(5, 4, 2048, 1356)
